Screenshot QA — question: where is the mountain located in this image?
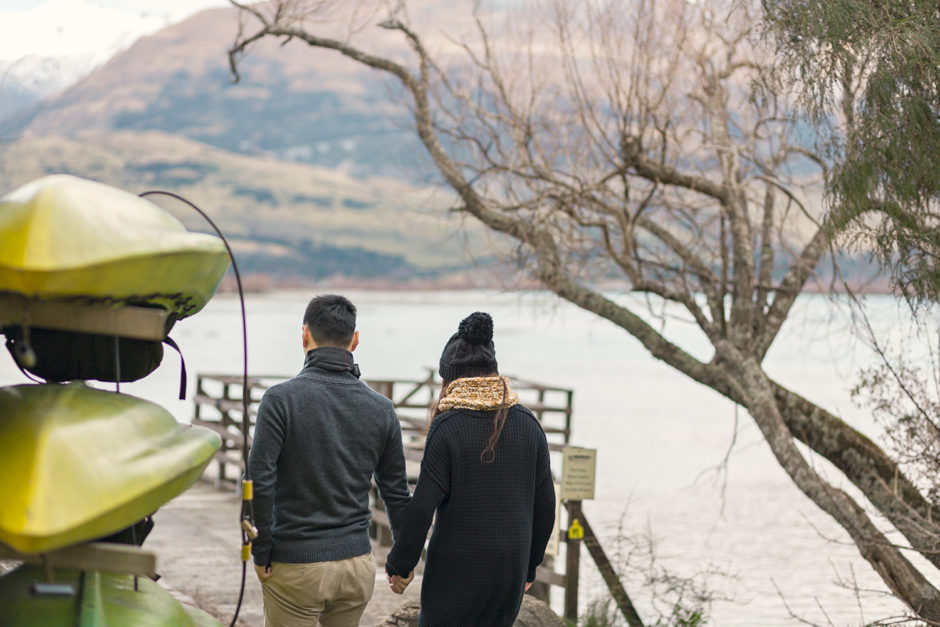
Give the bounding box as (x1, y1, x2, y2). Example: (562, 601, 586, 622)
(0, 0, 184, 123)
(0, 55, 101, 122)
(0, 4, 511, 286)
(1, 5, 429, 181)
(0, 131, 492, 286)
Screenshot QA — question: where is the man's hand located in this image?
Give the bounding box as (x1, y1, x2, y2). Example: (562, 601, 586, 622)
(525, 581, 533, 592)
(386, 571, 414, 594)
(255, 564, 272, 582)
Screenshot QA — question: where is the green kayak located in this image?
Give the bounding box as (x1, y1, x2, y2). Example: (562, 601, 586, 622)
(0, 175, 229, 318)
(0, 564, 221, 626)
(0, 383, 221, 554)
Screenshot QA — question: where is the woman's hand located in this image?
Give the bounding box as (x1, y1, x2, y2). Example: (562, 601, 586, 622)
(387, 571, 415, 594)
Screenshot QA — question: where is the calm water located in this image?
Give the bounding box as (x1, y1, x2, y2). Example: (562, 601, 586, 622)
(0, 289, 926, 625)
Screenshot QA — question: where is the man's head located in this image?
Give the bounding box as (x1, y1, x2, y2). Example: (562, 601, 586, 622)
(302, 294, 359, 351)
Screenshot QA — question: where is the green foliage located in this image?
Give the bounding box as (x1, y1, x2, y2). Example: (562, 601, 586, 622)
(231, 185, 279, 206)
(764, 0, 940, 302)
(234, 235, 418, 280)
(851, 315, 940, 503)
(579, 583, 712, 627)
(579, 598, 618, 627)
(126, 160, 219, 187)
(575, 511, 731, 627)
(653, 605, 705, 627)
(107, 69, 425, 181)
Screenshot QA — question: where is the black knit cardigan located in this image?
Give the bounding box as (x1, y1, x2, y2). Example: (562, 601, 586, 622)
(385, 404, 556, 627)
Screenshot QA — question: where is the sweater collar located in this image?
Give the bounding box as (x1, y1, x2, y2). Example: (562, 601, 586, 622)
(302, 346, 361, 378)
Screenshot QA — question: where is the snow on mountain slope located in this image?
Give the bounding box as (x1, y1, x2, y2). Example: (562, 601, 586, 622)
(0, 0, 223, 119)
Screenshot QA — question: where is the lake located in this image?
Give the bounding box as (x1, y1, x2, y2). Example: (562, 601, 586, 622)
(0, 289, 925, 625)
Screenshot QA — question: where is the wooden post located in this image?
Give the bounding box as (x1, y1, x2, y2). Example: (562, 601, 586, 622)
(373, 490, 393, 546)
(565, 500, 582, 623)
(564, 389, 573, 444)
(529, 554, 552, 603)
(220, 382, 231, 484)
(194, 376, 204, 424)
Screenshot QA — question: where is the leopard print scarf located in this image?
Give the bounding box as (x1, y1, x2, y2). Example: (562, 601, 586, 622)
(437, 376, 519, 412)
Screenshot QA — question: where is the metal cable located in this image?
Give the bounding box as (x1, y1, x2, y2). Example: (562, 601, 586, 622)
(138, 190, 251, 627)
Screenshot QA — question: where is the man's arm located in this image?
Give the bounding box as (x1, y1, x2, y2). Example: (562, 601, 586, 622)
(246, 391, 286, 568)
(373, 407, 412, 539)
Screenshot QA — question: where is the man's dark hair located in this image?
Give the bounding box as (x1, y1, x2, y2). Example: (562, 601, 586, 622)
(304, 294, 357, 347)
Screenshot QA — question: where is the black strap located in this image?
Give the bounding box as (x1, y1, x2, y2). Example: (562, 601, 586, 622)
(163, 336, 187, 400)
(4, 336, 42, 383)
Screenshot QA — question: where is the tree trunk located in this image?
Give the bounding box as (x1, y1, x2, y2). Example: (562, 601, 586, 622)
(732, 352, 940, 621)
(774, 384, 940, 569)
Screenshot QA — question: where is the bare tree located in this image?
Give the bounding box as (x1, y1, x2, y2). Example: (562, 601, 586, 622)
(228, 0, 940, 620)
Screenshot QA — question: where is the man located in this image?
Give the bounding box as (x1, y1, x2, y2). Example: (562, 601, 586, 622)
(248, 294, 412, 626)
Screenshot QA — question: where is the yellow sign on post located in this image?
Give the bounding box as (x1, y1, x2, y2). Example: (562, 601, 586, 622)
(567, 518, 584, 540)
(545, 483, 562, 556)
(560, 446, 597, 500)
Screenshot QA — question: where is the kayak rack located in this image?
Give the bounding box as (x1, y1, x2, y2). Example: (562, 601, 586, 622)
(0, 293, 169, 341)
(0, 541, 157, 580)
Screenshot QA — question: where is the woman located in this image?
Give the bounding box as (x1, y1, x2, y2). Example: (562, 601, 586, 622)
(384, 311, 556, 626)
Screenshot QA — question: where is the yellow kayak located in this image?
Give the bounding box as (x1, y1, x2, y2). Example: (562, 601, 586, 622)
(0, 175, 230, 318)
(0, 565, 222, 626)
(0, 383, 221, 554)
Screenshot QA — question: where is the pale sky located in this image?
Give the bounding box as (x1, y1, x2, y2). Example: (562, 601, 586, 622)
(0, 0, 228, 61)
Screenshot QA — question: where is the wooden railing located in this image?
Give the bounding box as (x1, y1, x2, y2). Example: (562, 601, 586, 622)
(191, 373, 270, 486)
(192, 369, 574, 487)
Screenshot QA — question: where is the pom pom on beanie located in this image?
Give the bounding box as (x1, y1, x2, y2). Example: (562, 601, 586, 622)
(457, 312, 493, 345)
(439, 312, 498, 381)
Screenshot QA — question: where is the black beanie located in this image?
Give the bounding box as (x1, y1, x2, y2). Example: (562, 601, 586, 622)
(438, 312, 498, 381)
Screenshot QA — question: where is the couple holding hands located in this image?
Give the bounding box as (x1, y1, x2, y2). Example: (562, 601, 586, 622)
(248, 295, 556, 626)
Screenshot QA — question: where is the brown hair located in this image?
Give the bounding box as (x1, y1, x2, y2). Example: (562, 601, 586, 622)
(428, 376, 510, 464)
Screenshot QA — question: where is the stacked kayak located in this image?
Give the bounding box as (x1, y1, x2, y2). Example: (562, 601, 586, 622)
(0, 175, 232, 385)
(0, 175, 228, 626)
(0, 174, 229, 317)
(0, 383, 220, 554)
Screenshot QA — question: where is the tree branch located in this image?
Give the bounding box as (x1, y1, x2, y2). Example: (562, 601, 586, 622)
(755, 226, 829, 359)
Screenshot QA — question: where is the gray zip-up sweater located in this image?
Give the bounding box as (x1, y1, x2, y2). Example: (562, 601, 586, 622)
(248, 346, 411, 566)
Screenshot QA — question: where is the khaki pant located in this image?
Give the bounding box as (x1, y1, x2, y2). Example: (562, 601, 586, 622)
(261, 552, 376, 627)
